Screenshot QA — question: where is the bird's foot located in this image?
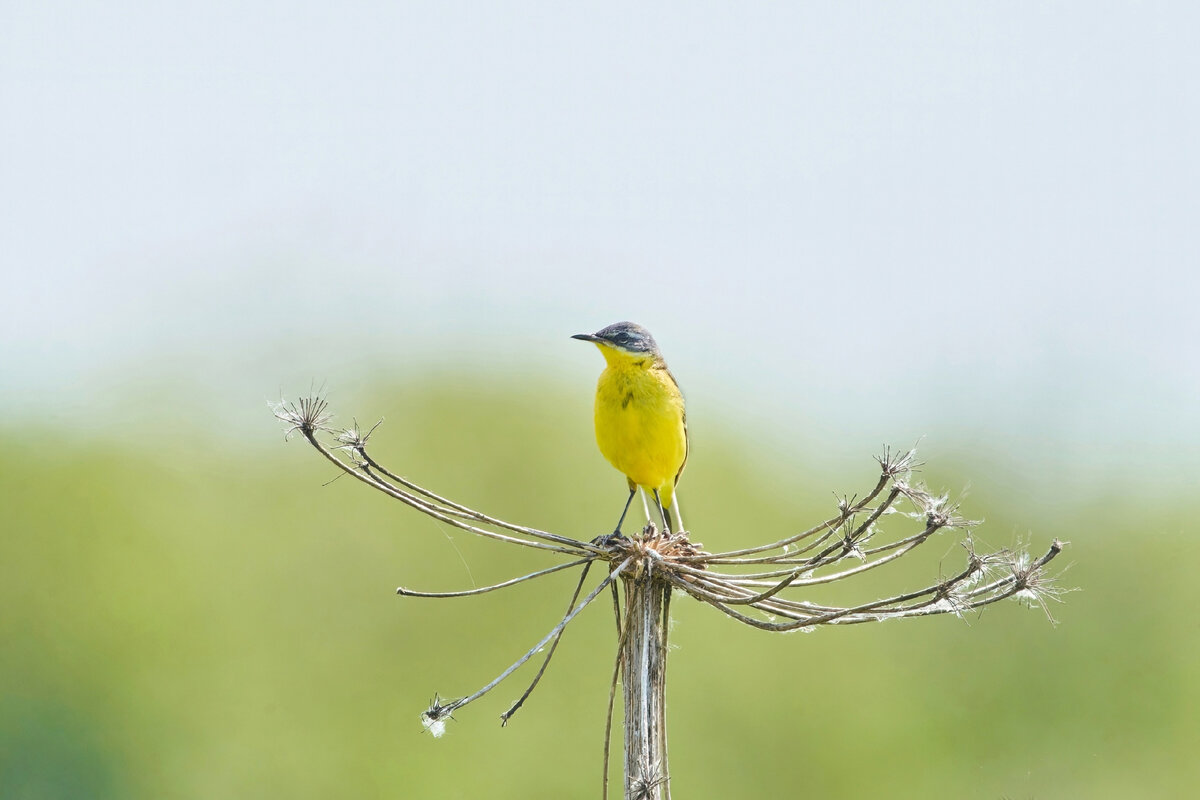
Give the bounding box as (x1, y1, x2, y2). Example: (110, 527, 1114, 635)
(591, 532, 629, 548)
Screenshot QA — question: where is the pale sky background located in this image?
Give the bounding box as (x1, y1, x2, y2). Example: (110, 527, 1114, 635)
(2, 2, 1197, 488)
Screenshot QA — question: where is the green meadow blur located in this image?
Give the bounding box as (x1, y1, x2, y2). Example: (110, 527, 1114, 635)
(2, 377, 1196, 798)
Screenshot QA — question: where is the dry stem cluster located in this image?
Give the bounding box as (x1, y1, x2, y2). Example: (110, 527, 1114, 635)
(273, 394, 1067, 799)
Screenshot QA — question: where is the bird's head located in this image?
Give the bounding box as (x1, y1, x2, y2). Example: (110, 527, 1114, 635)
(572, 321, 663, 365)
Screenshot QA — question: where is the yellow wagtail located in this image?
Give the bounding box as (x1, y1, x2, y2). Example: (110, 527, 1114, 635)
(573, 322, 688, 535)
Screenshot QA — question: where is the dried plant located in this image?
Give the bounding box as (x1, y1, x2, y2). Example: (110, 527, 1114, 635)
(273, 394, 1068, 800)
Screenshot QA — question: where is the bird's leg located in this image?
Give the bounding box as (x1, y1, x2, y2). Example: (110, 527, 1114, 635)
(670, 495, 684, 534)
(653, 489, 672, 535)
(610, 486, 637, 537)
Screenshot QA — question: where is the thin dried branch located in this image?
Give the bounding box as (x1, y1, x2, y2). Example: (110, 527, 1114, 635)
(421, 557, 632, 736)
(275, 396, 599, 556)
(705, 520, 943, 605)
(343, 424, 600, 552)
(501, 562, 596, 725)
(670, 541, 1065, 632)
(681, 475, 888, 563)
(310, 426, 594, 556)
(397, 557, 594, 598)
(686, 446, 920, 564)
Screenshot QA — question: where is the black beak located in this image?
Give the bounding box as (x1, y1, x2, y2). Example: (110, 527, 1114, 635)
(571, 333, 602, 343)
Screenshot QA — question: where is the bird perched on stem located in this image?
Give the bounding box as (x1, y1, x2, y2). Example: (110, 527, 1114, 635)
(572, 322, 688, 536)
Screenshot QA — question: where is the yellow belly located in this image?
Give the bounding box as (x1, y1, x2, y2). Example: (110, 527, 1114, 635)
(593, 363, 687, 509)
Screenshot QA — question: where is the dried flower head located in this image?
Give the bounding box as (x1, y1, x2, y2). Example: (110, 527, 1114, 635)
(276, 397, 1071, 800)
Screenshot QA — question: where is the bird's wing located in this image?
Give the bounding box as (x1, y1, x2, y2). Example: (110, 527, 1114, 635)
(667, 368, 688, 486)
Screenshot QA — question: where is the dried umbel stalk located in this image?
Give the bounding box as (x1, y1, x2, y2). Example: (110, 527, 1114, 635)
(273, 395, 1068, 800)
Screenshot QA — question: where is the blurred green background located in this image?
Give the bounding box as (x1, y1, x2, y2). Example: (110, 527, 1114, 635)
(4, 2, 1199, 797)
(3, 377, 1197, 798)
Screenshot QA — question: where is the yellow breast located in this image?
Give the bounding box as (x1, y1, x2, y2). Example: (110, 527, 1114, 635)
(593, 358, 687, 509)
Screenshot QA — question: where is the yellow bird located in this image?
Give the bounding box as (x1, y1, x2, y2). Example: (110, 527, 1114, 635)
(573, 322, 688, 535)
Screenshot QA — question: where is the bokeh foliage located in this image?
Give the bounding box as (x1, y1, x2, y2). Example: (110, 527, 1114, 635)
(2, 378, 1195, 798)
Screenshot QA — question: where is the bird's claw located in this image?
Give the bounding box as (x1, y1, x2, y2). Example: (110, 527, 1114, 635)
(591, 532, 629, 548)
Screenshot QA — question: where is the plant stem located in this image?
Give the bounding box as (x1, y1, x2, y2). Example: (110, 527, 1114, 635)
(622, 568, 672, 800)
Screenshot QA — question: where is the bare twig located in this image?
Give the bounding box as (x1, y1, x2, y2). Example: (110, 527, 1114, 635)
(397, 558, 593, 598)
(422, 557, 632, 733)
(501, 561, 595, 725)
